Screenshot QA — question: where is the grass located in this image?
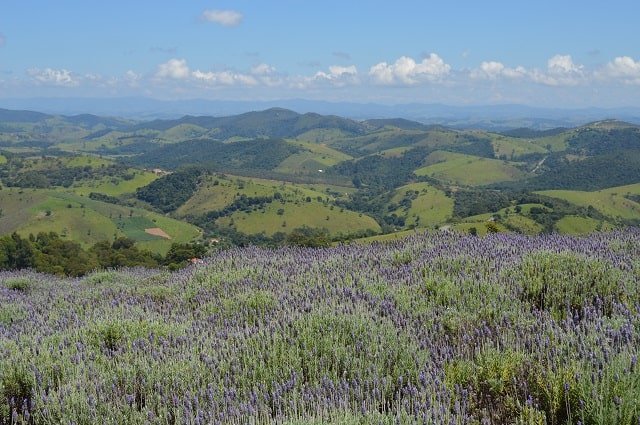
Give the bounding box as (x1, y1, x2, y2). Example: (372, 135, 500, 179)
(328, 128, 437, 153)
(389, 182, 454, 228)
(63, 156, 114, 168)
(415, 151, 527, 186)
(295, 128, 354, 143)
(458, 203, 549, 235)
(161, 123, 208, 140)
(274, 140, 352, 175)
(0, 188, 199, 254)
(71, 171, 158, 196)
(217, 200, 381, 236)
(299, 183, 357, 195)
(488, 134, 548, 158)
(350, 229, 419, 244)
(555, 215, 602, 234)
(176, 174, 340, 218)
(0, 154, 6, 165)
(537, 188, 640, 220)
(601, 182, 640, 196)
(530, 133, 571, 152)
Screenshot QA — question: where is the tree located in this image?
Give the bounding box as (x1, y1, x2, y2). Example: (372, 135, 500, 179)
(164, 243, 207, 270)
(485, 222, 500, 234)
(285, 226, 331, 248)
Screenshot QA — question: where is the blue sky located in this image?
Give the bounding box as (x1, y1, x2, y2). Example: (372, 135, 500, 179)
(1, 0, 640, 106)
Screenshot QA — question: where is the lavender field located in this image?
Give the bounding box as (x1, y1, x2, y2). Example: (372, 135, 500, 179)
(1, 230, 640, 424)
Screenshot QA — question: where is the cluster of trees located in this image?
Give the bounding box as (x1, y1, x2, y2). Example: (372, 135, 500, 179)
(190, 194, 275, 224)
(567, 128, 640, 155)
(453, 190, 516, 218)
(0, 232, 205, 276)
(446, 134, 495, 158)
(130, 138, 300, 172)
(331, 147, 430, 190)
(136, 168, 203, 213)
(0, 157, 133, 189)
(515, 151, 640, 191)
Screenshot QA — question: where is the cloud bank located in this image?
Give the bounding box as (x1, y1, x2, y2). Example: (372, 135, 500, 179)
(369, 54, 451, 85)
(6, 54, 640, 106)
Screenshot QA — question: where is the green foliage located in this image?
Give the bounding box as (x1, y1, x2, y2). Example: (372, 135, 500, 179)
(164, 242, 206, 269)
(446, 348, 529, 423)
(0, 156, 133, 189)
(453, 189, 515, 218)
(87, 319, 180, 351)
(285, 226, 331, 247)
(234, 311, 426, 395)
(33, 231, 100, 276)
(567, 127, 640, 155)
(485, 222, 500, 233)
(0, 363, 34, 422)
(83, 270, 133, 286)
(131, 138, 301, 172)
(2, 277, 32, 292)
(513, 251, 627, 318)
(518, 150, 640, 191)
(0, 304, 26, 325)
(0, 233, 35, 270)
(444, 133, 495, 158)
(330, 147, 430, 190)
(136, 167, 203, 213)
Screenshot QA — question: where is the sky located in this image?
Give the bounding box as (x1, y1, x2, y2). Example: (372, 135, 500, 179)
(1, 0, 640, 107)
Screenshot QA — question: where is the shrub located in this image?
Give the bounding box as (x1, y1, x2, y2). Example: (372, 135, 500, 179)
(0, 364, 34, 422)
(446, 348, 529, 423)
(513, 251, 626, 319)
(2, 278, 32, 292)
(0, 304, 26, 326)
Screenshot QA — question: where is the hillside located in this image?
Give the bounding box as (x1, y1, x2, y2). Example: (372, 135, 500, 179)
(1, 230, 639, 423)
(2, 107, 640, 248)
(0, 188, 200, 254)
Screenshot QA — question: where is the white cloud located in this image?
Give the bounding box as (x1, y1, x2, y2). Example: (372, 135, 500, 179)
(604, 56, 640, 85)
(202, 10, 243, 27)
(124, 70, 142, 87)
(548, 54, 582, 75)
(369, 54, 451, 85)
(311, 65, 358, 86)
(156, 58, 190, 80)
(471, 61, 527, 80)
(251, 63, 276, 75)
(531, 54, 584, 86)
(27, 68, 79, 86)
(192, 70, 257, 86)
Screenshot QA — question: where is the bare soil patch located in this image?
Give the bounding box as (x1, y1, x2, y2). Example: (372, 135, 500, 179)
(144, 227, 171, 239)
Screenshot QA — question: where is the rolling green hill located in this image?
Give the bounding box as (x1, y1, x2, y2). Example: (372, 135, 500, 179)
(387, 182, 454, 228)
(537, 187, 640, 221)
(216, 200, 380, 237)
(1, 107, 640, 247)
(415, 151, 527, 185)
(0, 188, 200, 254)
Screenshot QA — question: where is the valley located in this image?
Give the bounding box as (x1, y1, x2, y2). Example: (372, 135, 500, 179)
(1, 108, 639, 262)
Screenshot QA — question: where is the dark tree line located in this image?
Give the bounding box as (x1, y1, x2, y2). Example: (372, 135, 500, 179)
(0, 232, 205, 276)
(136, 168, 204, 213)
(0, 157, 133, 189)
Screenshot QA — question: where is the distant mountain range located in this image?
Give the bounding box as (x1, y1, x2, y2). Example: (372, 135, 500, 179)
(2, 97, 640, 130)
